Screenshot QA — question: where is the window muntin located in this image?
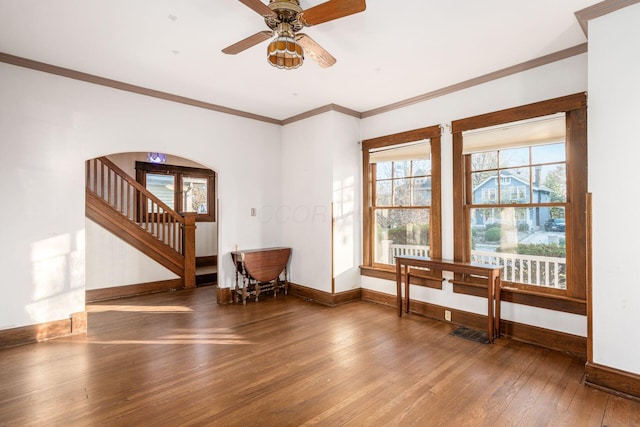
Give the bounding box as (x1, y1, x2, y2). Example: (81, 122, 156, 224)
(136, 162, 216, 222)
(468, 142, 567, 290)
(373, 156, 431, 266)
(362, 128, 441, 273)
(376, 159, 432, 207)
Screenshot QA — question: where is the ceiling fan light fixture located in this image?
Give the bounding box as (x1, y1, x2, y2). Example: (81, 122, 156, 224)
(267, 34, 304, 70)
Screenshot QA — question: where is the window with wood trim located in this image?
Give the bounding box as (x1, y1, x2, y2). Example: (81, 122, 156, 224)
(135, 161, 216, 222)
(452, 93, 588, 303)
(361, 126, 442, 281)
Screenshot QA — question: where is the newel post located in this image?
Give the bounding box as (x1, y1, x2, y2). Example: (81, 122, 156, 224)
(182, 212, 197, 289)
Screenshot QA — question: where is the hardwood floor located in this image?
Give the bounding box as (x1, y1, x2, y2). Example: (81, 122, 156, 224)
(1, 288, 639, 426)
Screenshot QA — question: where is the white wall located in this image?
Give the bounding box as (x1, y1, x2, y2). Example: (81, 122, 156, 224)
(85, 219, 178, 290)
(588, 3, 640, 375)
(360, 54, 589, 336)
(331, 113, 362, 293)
(280, 111, 361, 293)
(0, 61, 281, 329)
(280, 113, 335, 292)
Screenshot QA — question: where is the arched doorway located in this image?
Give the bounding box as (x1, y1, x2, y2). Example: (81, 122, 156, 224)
(85, 151, 218, 303)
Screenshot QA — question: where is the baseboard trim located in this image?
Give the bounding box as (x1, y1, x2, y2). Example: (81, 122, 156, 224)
(361, 288, 586, 357)
(86, 278, 184, 302)
(361, 288, 487, 330)
(501, 319, 586, 358)
(289, 283, 361, 306)
(585, 362, 640, 401)
(0, 311, 87, 349)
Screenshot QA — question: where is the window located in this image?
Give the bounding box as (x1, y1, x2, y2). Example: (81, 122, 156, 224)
(469, 141, 567, 288)
(452, 93, 587, 307)
(136, 161, 216, 222)
(361, 126, 442, 281)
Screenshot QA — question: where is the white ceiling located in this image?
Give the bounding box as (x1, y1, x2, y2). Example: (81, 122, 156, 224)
(0, 0, 599, 121)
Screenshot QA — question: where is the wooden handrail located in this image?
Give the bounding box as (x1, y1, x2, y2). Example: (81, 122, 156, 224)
(95, 156, 183, 223)
(86, 156, 185, 255)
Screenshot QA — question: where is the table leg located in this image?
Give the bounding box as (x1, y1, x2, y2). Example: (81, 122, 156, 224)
(487, 274, 494, 343)
(273, 276, 278, 299)
(405, 269, 411, 314)
(234, 269, 239, 303)
(242, 276, 248, 305)
(285, 267, 289, 295)
(396, 260, 403, 317)
(494, 274, 501, 339)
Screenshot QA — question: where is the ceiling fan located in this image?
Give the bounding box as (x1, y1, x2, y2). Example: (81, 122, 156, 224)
(222, 0, 366, 70)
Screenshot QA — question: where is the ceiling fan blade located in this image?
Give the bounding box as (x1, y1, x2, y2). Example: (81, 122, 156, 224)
(237, 0, 277, 18)
(222, 31, 273, 54)
(297, 34, 336, 68)
(301, 0, 366, 26)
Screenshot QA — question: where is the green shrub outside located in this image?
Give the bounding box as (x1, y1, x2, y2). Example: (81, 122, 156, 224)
(387, 224, 429, 245)
(497, 243, 566, 258)
(484, 228, 501, 242)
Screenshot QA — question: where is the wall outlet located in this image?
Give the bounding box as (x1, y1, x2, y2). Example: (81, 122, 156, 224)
(444, 310, 452, 322)
(250, 208, 256, 216)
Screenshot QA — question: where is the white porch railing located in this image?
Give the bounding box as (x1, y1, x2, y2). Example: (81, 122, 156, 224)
(471, 250, 566, 289)
(389, 244, 430, 265)
(386, 244, 566, 290)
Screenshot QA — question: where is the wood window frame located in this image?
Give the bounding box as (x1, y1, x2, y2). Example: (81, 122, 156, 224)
(451, 93, 588, 314)
(135, 161, 216, 222)
(360, 125, 442, 287)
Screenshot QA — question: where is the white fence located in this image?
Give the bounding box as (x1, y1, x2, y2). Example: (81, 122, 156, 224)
(387, 244, 566, 290)
(470, 250, 566, 289)
(389, 244, 429, 265)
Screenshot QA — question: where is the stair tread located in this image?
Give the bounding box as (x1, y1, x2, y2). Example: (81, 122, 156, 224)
(196, 266, 217, 275)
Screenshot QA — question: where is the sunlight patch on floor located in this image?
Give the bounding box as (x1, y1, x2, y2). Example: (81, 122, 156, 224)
(87, 304, 194, 313)
(84, 338, 251, 345)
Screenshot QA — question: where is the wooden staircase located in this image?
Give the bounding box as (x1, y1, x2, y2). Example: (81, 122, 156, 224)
(85, 156, 196, 289)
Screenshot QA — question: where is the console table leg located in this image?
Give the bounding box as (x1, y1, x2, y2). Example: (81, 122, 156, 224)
(494, 275, 501, 339)
(405, 270, 411, 314)
(396, 261, 403, 317)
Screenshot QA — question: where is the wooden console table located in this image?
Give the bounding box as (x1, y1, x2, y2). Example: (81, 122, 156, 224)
(395, 256, 503, 343)
(231, 247, 291, 304)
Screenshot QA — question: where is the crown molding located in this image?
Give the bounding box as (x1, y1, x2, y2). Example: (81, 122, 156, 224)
(575, 0, 640, 36)
(360, 43, 588, 119)
(281, 103, 361, 125)
(0, 51, 282, 126)
(0, 42, 588, 127)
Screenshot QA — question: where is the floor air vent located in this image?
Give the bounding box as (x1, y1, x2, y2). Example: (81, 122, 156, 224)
(450, 326, 490, 344)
